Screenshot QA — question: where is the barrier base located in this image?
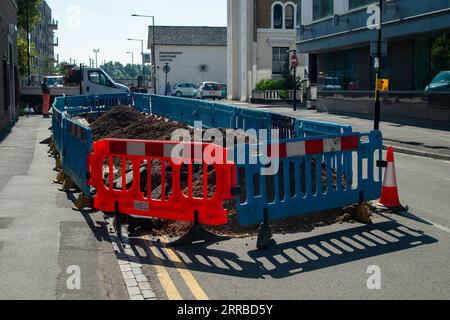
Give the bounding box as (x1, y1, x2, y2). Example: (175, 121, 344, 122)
(53, 171, 65, 184)
(167, 211, 229, 247)
(54, 156, 62, 171)
(59, 176, 77, 192)
(73, 194, 93, 211)
(354, 203, 373, 224)
(257, 221, 275, 250)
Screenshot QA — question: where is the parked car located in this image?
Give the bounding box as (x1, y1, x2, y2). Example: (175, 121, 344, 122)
(317, 76, 343, 91)
(219, 83, 227, 99)
(194, 82, 223, 100)
(172, 82, 198, 97)
(425, 71, 450, 92)
(47, 76, 64, 88)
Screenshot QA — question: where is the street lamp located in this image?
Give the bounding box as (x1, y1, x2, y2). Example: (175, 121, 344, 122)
(93, 49, 100, 68)
(127, 38, 145, 87)
(131, 14, 157, 93)
(126, 51, 134, 65)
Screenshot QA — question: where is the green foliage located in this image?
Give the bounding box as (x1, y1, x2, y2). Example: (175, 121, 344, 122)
(17, 33, 37, 76)
(17, 0, 42, 31)
(431, 34, 450, 78)
(279, 90, 290, 99)
(255, 79, 287, 90)
(101, 61, 151, 80)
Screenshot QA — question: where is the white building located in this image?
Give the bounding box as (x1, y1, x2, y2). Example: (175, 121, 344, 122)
(227, 0, 307, 102)
(148, 26, 227, 95)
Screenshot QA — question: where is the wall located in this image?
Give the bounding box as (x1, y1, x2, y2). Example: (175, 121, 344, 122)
(317, 91, 450, 129)
(256, 29, 303, 82)
(0, 0, 18, 133)
(154, 45, 227, 94)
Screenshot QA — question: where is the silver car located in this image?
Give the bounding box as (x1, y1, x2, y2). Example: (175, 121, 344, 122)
(172, 82, 198, 97)
(195, 82, 223, 100)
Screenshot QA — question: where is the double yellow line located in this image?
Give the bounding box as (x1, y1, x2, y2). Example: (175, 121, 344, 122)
(144, 235, 208, 300)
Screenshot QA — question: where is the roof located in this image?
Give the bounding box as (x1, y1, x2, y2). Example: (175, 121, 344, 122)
(147, 26, 227, 48)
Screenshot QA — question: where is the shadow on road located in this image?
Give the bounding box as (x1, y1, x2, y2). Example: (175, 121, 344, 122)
(130, 220, 437, 279)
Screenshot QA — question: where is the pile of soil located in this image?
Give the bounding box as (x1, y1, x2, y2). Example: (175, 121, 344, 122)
(90, 106, 372, 239)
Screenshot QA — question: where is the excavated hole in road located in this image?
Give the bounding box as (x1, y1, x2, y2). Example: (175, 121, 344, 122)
(88, 106, 376, 239)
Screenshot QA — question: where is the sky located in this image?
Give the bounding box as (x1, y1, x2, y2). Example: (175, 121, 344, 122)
(45, 0, 227, 66)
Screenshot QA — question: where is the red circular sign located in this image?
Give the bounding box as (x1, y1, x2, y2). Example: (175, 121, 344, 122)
(291, 54, 298, 67)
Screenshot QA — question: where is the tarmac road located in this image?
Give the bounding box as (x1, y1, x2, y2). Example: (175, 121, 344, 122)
(133, 153, 450, 300)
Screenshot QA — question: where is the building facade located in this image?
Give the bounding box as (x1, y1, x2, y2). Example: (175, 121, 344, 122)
(298, 0, 450, 125)
(227, 0, 305, 102)
(148, 26, 227, 95)
(30, 0, 58, 81)
(0, 0, 19, 133)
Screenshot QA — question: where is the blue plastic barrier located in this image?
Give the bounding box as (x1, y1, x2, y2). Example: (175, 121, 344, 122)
(234, 130, 383, 226)
(296, 119, 352, 137)
(133, 93, 151, 113)
(52, 97, 65, 154)
(61, 117, 93, 195)
(210, 103, 237, 129)
(65, 93, 133, 116)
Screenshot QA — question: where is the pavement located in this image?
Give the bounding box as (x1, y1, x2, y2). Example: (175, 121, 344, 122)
(0, 115, 128, 300)
(220, 101, 450, 161)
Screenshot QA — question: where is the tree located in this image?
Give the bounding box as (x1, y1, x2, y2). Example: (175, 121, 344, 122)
(16, 0, 43, 77)
(431, 34, 450, 78)
(17, 34, 37, 76)
(17, 0, 43, 31)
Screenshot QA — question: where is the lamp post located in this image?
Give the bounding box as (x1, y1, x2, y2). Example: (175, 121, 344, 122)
(93, 49, 100, 68)
(374, 0, 383, 131)
(127, 38, 145, 87)
(26, 0, 31, 85)
(288, 49, 299, 112)
(126, 51, 134, 65)
(131, 14, 157, 93)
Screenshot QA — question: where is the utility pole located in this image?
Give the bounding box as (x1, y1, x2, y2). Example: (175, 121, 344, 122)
(288, 49, 299, 111)
(131, 14, 157, 93)
(127, 38, 145, 87)
(93, 49, 100, 68)
(127, 51, 134, 65)
(374, 0, 383, 131)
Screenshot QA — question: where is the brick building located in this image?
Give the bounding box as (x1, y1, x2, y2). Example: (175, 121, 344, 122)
(0, 0, 19, 134)
(227, 0, 306, 101)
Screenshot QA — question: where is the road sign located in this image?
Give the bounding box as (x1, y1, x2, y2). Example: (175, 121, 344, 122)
(143, 53, 151, 64)
(163, 64, 171, 74)
(291, 54, 298, 68)
(376, 78, 389, 92)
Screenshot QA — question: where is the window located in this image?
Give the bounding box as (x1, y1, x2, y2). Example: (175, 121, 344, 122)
(273, 4, 283, 29)
(285, 4, 295, 29)
(313, 0, 333, 21)
(349, 0, 376, 10)
(88, 71, 108, 86)
(272, 47, 289, 75)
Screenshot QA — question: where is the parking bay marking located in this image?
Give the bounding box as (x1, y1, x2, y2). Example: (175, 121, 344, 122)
(144, 235, 209, 300)
(144, 235, 182, 300)
(161, 235, 209, 300)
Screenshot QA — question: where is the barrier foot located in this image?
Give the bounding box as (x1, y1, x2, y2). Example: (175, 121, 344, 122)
(53, 171, 65, 184)
(355, 203, 373, 224)
(59, 176, 77, 192)
(54, 156, 62, 171)
(114, 205, 122, 238)
(167, 211, 229, 247)
(72, 194, 93, 211)
(257, 209, 275, 250)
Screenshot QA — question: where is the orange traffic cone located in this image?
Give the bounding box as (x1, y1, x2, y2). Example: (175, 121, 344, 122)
(376, 147, 405, 212)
